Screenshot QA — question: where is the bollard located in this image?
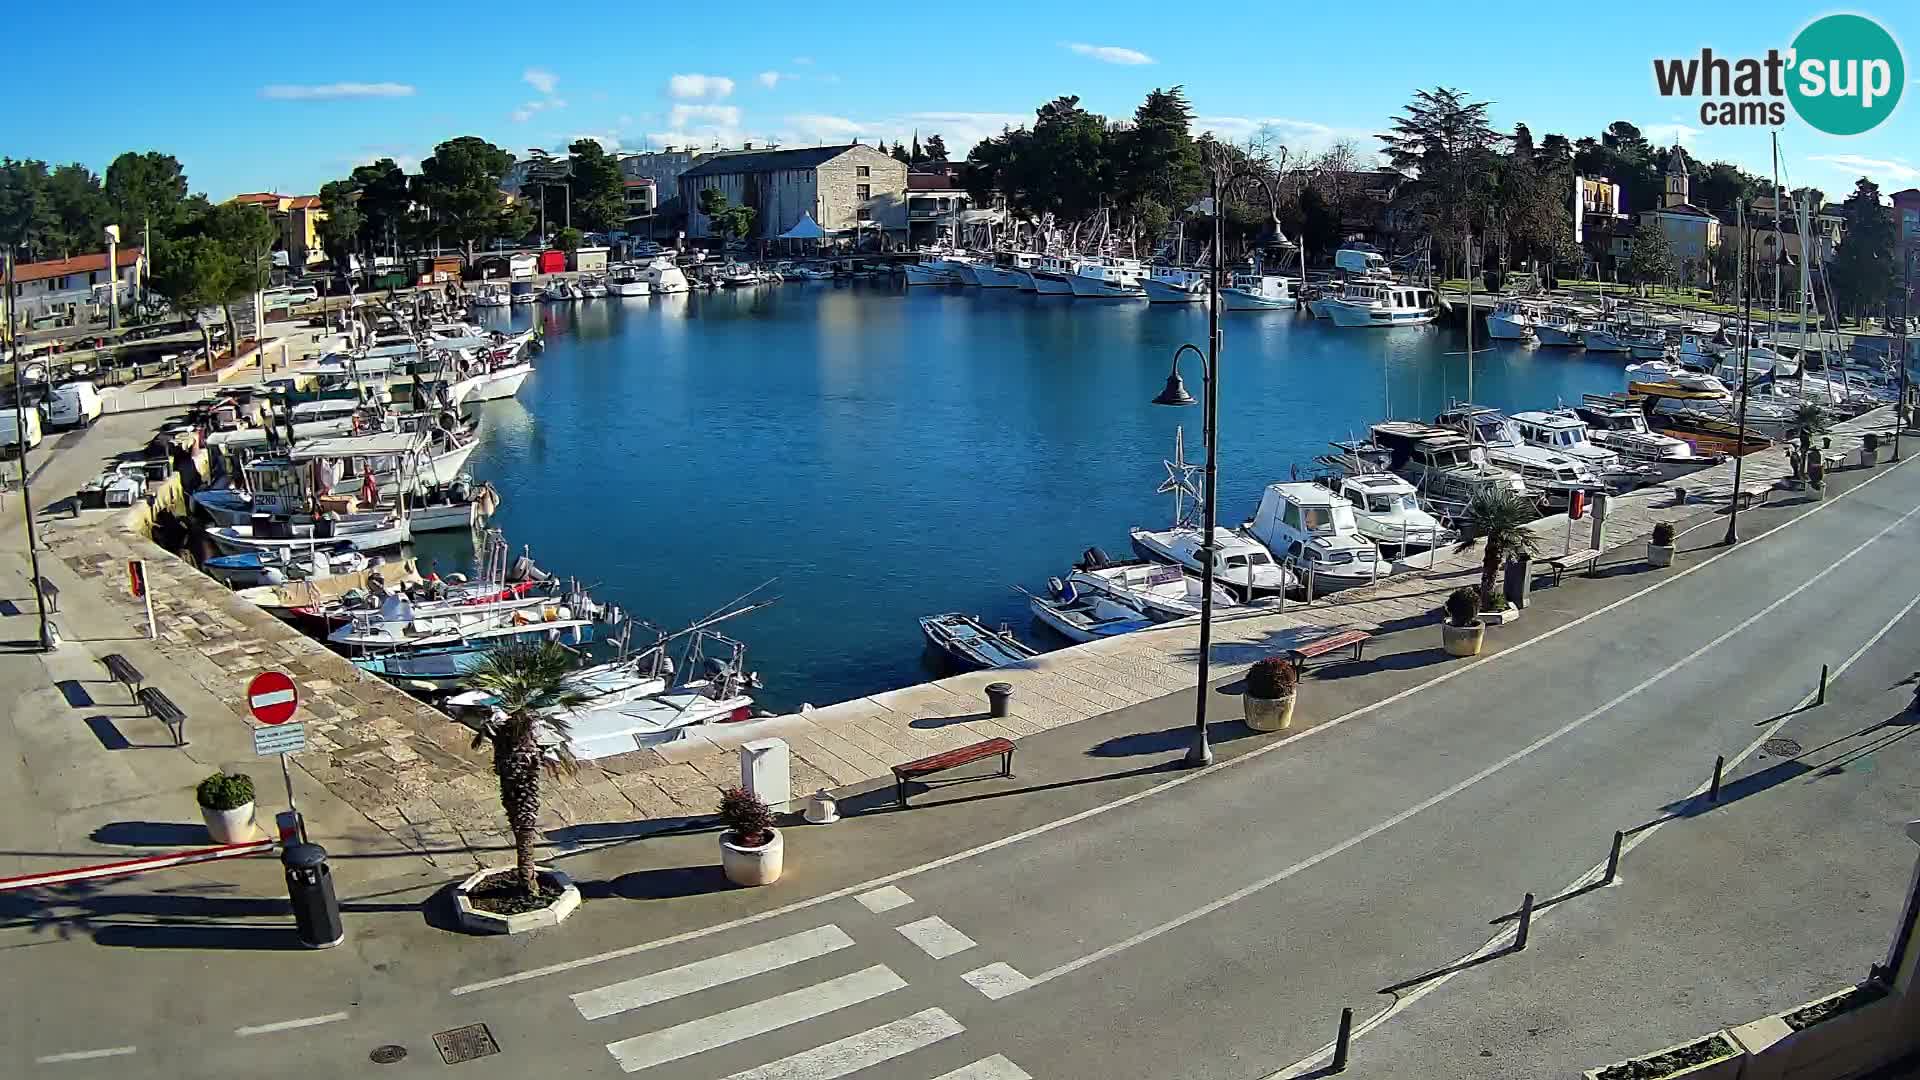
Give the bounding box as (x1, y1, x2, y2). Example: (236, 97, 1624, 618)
(985, 682, 1013, 719)
(1331, 1006, 1354, 1073)
(1603, 830, 1624, 886)
(1514, 891, 1534, 950)
(1305, 567, 1316, 605)
(282, 843, 344, 949)
(1709, 755, 1725, 802)
(1817, 663, 1829, 706)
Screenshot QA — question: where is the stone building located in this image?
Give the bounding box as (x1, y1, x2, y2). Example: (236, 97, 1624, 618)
(677, 144, 907, 244)
(1615, 145, 1722, 284)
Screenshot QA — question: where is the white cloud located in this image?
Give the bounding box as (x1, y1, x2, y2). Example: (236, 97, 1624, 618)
(570, 132, 623, 152)
(1196, 115, 1379, 160)
(670, 104, 742, 128)
(261, 82, 414, 100)
(617, 114, 634, 127)
(787, 114, 865, 141)
(1642, 121, 1703, 147)
(758, 71, 783, 89)
(897, 111, 1027, 152)
(523, 67, 559, 94)
(511, 97, 568, 123)
(1808, 154, 1920, 182)
(668, 73, 735, 100)
(1063, 42, 1154, 65)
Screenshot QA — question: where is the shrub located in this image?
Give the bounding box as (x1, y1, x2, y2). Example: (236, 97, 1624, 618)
(196, 772, 255, 811)
(1445, 587, 1481, 627)
(1246, 656, 1298, 698)
(1652, 522, 1675, 546)
(718, 786, 775, 846)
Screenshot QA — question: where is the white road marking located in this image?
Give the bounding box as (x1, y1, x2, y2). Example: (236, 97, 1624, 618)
(1020, 494, 1920, 995)
(233, 1011, 350, 1037)
(895, 915, 977, 959)
(854, 885, 914, 913)
(934, 1056, 1036, 1080)
(1268, 563, 1920, 1076)
(961, 962, 1033, 1000)
(718, 1007, 963, 1080)
(35, 1047, 137, 1063)
(449, 455, 1913, 998)
(605, 965, 906, 1073)
(574, 925, 855, 1020)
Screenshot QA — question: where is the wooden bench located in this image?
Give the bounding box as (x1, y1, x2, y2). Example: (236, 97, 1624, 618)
(100, 653, 145, 701)
(136, 686, 187, 747)
(893, 737, 1015, 807)
(1539, 548, 1602, 585)
(1286, 629, 1372, 669)
(34, 576, 58, 614)
(1734, 484, 1772, 510)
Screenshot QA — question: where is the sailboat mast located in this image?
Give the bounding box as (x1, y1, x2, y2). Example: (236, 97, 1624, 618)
(1772, 132, 1782, 330)
(1465, 230, 1475, 404)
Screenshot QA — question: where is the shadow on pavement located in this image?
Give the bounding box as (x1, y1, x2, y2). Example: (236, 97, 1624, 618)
(90, 821, 210, 847)
(1307, 648, 1452, 680)
(909, 711, 991, 730)
(91, 924, 307, 950)
(1087, 719, 1257, 758)
(578, 865, 730, 902)
(548, 815, 715, 847)
(55, 679, 94, 709)
(1378, 943, 1517, 995)
(835, 759, 1180, 817)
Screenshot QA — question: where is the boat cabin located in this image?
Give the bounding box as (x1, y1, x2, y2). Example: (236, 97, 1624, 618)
(1246, 482, 1379, 581)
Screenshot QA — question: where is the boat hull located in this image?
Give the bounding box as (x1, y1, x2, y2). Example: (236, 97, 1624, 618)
(1306, 298, 1335, 319)
(610, 282, 651, 296)
(1067, 274, 1145, 299)
(902, 264, 960, 286)
(1030, 271, 1074, 296)
(1143, 278, 1206, 304)
(1221, 289, 1294, 311)
(1485, 314, 1531, 340)
(970, 265, 1027, 289)
(1325, 301, 1437, 327)
(464, 367, 530, 403)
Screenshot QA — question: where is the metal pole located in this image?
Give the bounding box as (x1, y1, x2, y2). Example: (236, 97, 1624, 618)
(4, 249, 51, 651)
(1897, 252, 1911, 463)
(281, 751, 307, 843)
(1725, 202, 1752, 545)
(1187, 166, 1224, 769)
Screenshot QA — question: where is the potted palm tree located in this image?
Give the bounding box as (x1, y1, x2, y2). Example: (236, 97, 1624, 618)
(1789, 402, 1831, 487)
(1243, 656, 1298, 732)
(1648, 521, 1676, 567)
(197, 771, 259, 843)
(719, 787, 784, 886)
(1442, 587, 1484, 657)
(1455, 488, 1542, 619)
(452, 640, 588, 934)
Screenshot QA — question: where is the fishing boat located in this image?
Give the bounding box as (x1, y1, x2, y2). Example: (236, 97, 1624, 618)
(333, 590, 600, 692)
(1028, 583, 1154, 643)
(972, 252, 1042, 289)
(578, 276, 609, 298)
(1066, 547, 1238, 622)
(608, 269, 652, 297)
(1359, 421, 1530, 515)
(470, 282, 512, 308)
(1244, 482, 1387, 591)
(1628, 372, 1794, 441)
(1220, 270, 1297, 311)
(204, 543, 370, 588)
(1143, 264, 1210, 304)
(1485, 298, 1540, 341)
(1324, 282, 1439, 327)
(540, 280, 579, 302)
(565, 632, 766, 759)
(902, 260, 963, 286)
(1531, 308, 1587, 347)
(919, 613, 1037, 670)
(1026, 254, 1084, 296)
(1066, 256, 1147, 298)
(209, 512, 410, 556)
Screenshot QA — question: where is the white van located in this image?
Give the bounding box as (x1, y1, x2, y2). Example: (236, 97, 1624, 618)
(46, 382, 103, 429)
(0, 405, 44, 455)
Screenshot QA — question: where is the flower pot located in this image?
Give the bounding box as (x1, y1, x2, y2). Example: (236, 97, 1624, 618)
(1442, 621, 1484, 657)
(1481, 605, 1519, 625)
(1243, 691, 1296, 732)
(721, 827, 784, 886)
(1648, 542, 1675, 568)
(201, 801, 259, 844)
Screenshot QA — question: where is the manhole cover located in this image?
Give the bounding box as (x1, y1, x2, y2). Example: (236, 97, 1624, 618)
(369, 1045, 408, 1065)
(1763, 737, 1804, 758)
(434, 1024, 500, 1065)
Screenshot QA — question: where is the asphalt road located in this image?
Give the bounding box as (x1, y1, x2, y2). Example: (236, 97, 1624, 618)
(5, 449, 1920, 1080)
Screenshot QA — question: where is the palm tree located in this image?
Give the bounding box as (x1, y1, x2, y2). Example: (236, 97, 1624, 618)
(1790, 401, 1832, 482)
(464, 641, 588, 897)
(1454, 488, 1542, 608)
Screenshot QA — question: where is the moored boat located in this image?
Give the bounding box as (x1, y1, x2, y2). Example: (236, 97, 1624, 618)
(918, 612, 1037, 670)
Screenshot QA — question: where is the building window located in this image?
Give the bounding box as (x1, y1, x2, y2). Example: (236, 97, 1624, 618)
(857, 208, 873, 221)
(857, 166, 870, 177)
(856, 184, 871, 201)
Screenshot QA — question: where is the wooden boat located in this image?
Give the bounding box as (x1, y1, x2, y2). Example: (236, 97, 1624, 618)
(919, 612, 1037, 671)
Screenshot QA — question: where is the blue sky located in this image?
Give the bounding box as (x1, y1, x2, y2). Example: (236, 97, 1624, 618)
(7, 1, 1917, 203)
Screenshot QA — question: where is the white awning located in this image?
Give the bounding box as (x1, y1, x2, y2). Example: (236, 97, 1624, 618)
(288, 432, 425, 459)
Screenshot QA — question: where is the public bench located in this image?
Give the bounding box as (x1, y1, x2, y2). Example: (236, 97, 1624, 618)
(892, 737, 1015, 807)
(136, 686, 187, 747)
(1734, 483, 1773, 510)
(100, 653, 145, 701)
(1539, 548, 1602, 585)
(34, 576, 59, 614)
(1285, 629, 1372, 670)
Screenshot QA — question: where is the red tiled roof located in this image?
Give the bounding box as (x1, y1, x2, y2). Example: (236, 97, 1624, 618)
(908, 173, 956, 190)
(286, 195, 322, 210)
(231, 192, 285, 205)
(14, 248, 144, 285)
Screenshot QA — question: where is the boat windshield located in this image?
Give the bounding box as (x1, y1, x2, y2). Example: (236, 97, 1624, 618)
(1300, 504, 1357, 535)
(1474, 418, 1518, 445)
(1222, 552, 1272, 569)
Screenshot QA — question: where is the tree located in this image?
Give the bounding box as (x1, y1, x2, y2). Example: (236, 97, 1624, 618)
(0, 159, 55, 258)
(204, 201, 278, 343)
(567, 138, 627, 234)
(698, 187, 756, 241)
(414, 136, 518, 264)
(910, 133, 923, 167)
(1380, 87, 1504, 276)
(148, 233, 233, 370)
(1828, 177, 1897, 318)
(463, 641, 588, 898)
(104, 151, 192, 243)
(316, 180, 363, 270)
(349, 158, 412, 257)
(553, 226, 582, 253)
(1623, 222, 1675, 291)
(43, 164, 110, 259)
(1297, 184, 1342, 262)
(890, 142, 911, 165)
(1454, 488, 1541, 610)
(923, 134, 949, 166)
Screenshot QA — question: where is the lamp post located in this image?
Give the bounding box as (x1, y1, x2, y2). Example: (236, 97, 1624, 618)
(2, 248, 52, 650)
(1896, 249, 1913, 463)
(1725, 200, 1753, 546)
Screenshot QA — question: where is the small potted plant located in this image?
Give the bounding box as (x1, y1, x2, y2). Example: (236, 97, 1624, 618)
(196, 771, 259, 843)
(1442, 587, 1485, 657)
(1648, 521, 1676, 567)
(1243, 656, 1298, 732)
(718, 787, 783, 886)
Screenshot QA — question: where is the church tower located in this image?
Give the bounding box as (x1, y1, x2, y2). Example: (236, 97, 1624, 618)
(1664, 144, 1689, 208)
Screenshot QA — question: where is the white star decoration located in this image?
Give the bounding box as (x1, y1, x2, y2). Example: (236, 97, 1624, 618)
(1157, 425, 1202, 527)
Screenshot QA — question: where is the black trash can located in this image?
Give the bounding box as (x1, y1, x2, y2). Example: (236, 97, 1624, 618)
(282, 843, 345, 949)
(986, 682, 1014, 719)
(1503, 554, 1535, 610)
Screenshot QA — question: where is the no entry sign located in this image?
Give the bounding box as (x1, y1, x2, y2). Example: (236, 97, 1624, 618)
(247, 671, 299, 725)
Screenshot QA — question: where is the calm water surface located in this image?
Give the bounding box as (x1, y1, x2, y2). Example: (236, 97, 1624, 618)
(442, 284, 1628, 710)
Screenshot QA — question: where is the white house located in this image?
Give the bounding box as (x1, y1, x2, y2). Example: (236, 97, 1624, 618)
(9, 248, 145, 325)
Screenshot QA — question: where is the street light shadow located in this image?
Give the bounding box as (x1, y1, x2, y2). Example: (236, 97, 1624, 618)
(1087, 720, 1259, 758)
(91, 923, 307, 951)
(1377, 945, 1516, 995)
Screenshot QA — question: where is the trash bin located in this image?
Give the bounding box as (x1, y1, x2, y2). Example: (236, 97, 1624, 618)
(986, 682, 1014, 719)
(282, 843, 344, 949)
(1503, 554, 1535, 610)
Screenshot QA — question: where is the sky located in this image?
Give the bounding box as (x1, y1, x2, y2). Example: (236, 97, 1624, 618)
(6, 1, 1918, 204)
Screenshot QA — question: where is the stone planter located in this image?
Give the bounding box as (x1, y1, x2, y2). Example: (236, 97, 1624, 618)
(1860, 447, 1877, 469)
(1730, 982, 1900, 1080)
(453, 866, 581, 934)
(1242, 692, 1296, 732)
(1583, 1031, 1744, 1080)
(1481, 605, 1519, 626)
(1647, 542, 1675, 568)
(1442, 621, 1485, 657)
(201, 802, 259, 844)
(721, 828, 784, 887)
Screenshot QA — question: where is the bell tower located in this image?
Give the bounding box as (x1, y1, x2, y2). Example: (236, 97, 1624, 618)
(1664, 144, 1690, 208)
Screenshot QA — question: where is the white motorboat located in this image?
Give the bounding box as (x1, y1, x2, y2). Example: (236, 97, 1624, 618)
(1581, 324, 1632, 353)
(470, 283, 512, 308)
(203, 543, 370, 588)
(608, 270, 652, 297)
(1221, 271, 1296, 311)
(1360, 421, 1530, 513)
(902, 260, 963, 286)
(1066, 546, 1239, 622)
(1325, 282, 1438, 327)
(578, 276, 609, 298)
(541, 280, 579, 302)
(1029, 585, 1155, 643)
(1026, 254, 1083, 295)
(1143, 265, 1209, 304)
(972, 253, 1040, 289)
(1509, 409, 1658, 490)
(443, 650, 672, 729)
(1129, 525, 1295, 599)
(1569, 397, 1709, 478)
(1321, 471, 1452, 552)
(1435, 404, 1598, 507)
(635, 255, 690, 294)
(453, 362, 531, 407)
(1485, 298, 1539, 341)
(563, 633, 762, 759)
(1067, 257, 1147, 298)
(1244, 482, 1387, 590)
(210, 513, 410, 556)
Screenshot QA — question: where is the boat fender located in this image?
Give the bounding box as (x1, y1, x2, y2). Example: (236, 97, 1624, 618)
(263, 567, 286, 587)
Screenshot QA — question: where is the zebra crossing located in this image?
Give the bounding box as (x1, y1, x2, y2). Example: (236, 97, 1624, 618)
(565, 886, 1034, 1079)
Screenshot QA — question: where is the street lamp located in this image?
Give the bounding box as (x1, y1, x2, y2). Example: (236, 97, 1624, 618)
(1725, 200, 1754, 547)
(1152, 341, 1215, 767)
